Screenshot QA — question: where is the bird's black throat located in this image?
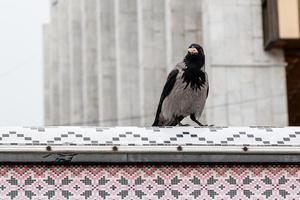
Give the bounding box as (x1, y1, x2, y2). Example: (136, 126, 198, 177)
(182, 54, 206, 90)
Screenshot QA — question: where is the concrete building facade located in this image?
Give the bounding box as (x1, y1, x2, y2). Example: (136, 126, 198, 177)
(43, 0, 288, 126)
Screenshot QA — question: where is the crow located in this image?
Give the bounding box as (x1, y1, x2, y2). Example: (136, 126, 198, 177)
(152, 43, 209, 126)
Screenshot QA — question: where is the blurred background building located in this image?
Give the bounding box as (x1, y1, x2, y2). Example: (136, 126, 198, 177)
(43, 0, 298, 127)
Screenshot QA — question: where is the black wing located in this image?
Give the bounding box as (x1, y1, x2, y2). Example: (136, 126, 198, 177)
(152, 69, 179, 126)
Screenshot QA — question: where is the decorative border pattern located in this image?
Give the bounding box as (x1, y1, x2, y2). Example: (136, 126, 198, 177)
(0, 165, 300, 199)
(0, 126, 299, 146)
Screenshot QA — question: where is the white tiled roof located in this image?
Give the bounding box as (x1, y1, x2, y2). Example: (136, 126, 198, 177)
(0, 126, 299, 163)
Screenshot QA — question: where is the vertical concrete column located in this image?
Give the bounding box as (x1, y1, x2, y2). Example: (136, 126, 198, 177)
(137, 0, 168, 126)
(82, 0, 99, 125)
(166, 0, 185, 68)
(49, 3, 60, 125)
(43, 24, 51, 126)
(98, 0, 118, 126)
(69, 0, 84, 125)
(166, 0, 203, 67)
(58, 0, 71, 125)
(115, 0, 141, 125)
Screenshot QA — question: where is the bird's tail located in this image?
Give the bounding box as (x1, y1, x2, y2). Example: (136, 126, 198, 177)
(152, 107, 162, 126)
(152, 120, 159, 126)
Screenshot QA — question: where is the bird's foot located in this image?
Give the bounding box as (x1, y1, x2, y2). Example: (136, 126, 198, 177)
(195, 124, 214, 127)
(195, 124, 207, 127)
(179, 122, 190, 126)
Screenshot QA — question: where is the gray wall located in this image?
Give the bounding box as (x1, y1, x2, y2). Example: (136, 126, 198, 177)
(43, 24, 51, 126)
(98, 0, 118, 126)
(69, 0, 84, 125)
(82, 0, 99, 125)
(43, 0, 288, 126)
(115, 0, 141, 125)
(58, 0, 71, 125)
(203, 0, 288, 126)
(49, 3, 60, 125)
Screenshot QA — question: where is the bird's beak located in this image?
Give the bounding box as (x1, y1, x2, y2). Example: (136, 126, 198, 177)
(187, 47, 198, 54)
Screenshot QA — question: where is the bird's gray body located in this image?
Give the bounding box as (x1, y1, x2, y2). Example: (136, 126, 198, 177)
(158, 62, 209, 126)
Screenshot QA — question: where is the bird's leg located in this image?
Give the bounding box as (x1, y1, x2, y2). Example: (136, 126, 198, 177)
(190, 114, 207, 127)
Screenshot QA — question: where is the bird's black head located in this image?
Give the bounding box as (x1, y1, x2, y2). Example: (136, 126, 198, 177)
(184, 43, 205, 68)
(182, 43, 206, 90)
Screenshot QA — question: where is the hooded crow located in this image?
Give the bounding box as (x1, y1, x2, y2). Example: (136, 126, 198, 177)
(152, 43, 209, 126)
